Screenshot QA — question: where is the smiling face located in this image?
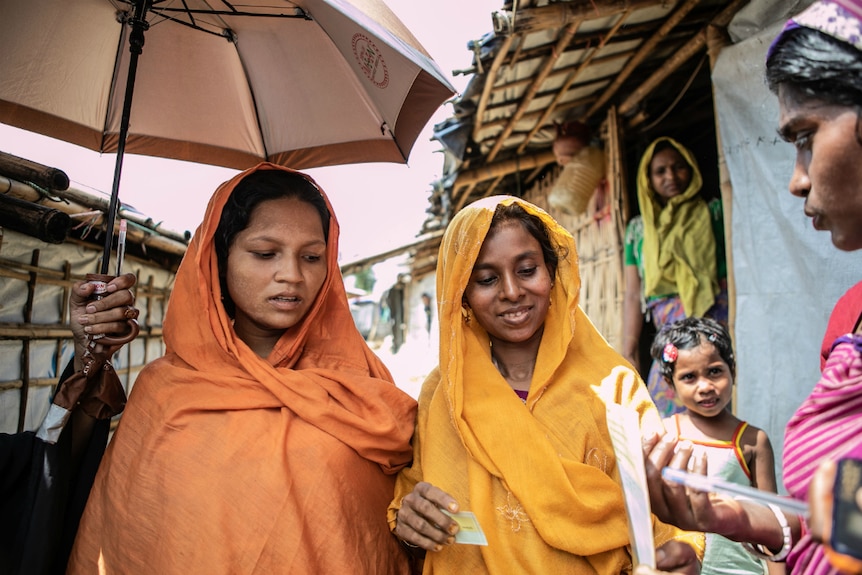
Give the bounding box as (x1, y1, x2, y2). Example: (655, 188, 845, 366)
(649, 147, 692, 203)
(463, 221, 553, 348)
(226, 196, 328, 355)
(778, 87, 862, 251)
(671, 340, 733, 420)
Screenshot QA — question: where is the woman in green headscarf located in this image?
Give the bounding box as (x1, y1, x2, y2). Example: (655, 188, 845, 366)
(621, 137, 728, 417)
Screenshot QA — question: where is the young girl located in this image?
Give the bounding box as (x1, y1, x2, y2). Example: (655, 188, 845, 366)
(651, 317, 783, 575)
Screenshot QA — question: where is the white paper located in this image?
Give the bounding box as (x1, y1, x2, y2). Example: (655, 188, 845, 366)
(605, 402, 656, 568)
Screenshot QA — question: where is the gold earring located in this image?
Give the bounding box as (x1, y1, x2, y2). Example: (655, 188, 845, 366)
(461, 306, 472, 325)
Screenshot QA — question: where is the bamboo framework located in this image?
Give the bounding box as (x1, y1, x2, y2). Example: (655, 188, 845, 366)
(0, 235, 174, 433)
(441, 0, 749, 211)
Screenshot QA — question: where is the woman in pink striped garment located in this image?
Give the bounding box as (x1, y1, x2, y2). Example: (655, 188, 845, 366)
(641, 1, 862, 574)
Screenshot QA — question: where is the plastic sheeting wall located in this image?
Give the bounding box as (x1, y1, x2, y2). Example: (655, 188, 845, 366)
(0, 229, 175, 433)
(713, 20, 860, 487)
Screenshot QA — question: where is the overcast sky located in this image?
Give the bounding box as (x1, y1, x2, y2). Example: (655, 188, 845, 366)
(0, 0, 501, 262)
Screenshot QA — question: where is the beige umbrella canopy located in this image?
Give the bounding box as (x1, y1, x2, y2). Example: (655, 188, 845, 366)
(0, 0, 454, 271)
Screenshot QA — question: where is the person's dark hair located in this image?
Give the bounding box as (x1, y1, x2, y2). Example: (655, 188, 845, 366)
(650, 316, 735, 385)
(648, 139, 693, 175)
(766, 26, 862, 109)
(214, 170, 330, 316)
(489, 203, 563, 278)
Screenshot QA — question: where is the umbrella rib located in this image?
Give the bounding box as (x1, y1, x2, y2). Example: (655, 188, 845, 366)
(148, 6, 310, 39)
(179, 0, 198, 30)
(151, 7, 309, 18)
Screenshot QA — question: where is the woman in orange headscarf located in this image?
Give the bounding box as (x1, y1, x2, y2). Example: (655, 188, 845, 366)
(388, 196, 703, 574)
(68, 164, 418, 574)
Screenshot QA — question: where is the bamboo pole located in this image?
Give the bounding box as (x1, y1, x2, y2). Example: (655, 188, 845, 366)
(454, 150, 557, 188)
(1, 176, 189, 256)
(508, 0, 659, 34)
(478, 175, 507, 201)
(706, 23, 737, 346)
(480, 95, 597, 132)
(0, 325, 164, 339)
(339, 230, 445, 277)
(490, 49, 632, 96)
(585, 0, 702, 119)
(516, 11, 630, 155)
(472, 34, 516, 145)
(0, 150, 70, 191)
(0, 257, 173, 303)
(0, 193, 70, 243)
(453, 181, 479, 213)
(487, 20, 582, 163)
(0, 364, 148, 392)
(618, 0, 748, 117)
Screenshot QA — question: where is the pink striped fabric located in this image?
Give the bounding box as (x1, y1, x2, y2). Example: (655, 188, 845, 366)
(783, 335, 862, 574)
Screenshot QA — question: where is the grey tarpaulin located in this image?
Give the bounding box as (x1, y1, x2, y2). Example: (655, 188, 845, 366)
(712, 4, 860, 486)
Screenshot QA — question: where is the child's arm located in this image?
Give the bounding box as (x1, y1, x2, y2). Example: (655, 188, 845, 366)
(750, 428, 787, 575)
(749, 428, 777, 493)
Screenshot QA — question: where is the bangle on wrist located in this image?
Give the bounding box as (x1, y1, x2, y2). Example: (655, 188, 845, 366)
(738, 500, 791, 562)
(398, 537, 426, 557)
(400, 538, 420, 549)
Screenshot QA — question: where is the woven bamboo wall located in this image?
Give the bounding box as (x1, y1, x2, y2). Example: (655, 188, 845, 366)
(0, 228, 174, 433)
(523, 149, 625, 352)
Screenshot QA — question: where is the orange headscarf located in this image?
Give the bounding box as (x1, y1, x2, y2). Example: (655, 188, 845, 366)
(69, 163, 417, 574)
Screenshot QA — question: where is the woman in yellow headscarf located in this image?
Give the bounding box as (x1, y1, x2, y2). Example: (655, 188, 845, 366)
(68, 164, 418, 574)
(622, 138, 728, 417)
(388, 196, 703, 574)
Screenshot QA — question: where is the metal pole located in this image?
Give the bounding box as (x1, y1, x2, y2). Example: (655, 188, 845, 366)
(101, 0, 151, 274)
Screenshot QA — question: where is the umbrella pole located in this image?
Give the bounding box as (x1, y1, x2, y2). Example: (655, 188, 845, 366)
(101, 0, 152, 275)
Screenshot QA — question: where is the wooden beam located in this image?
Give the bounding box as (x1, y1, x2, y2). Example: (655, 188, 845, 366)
(509, 0, 661, 34)
(585, 0, 702, 119)
(706, 22, 738, 349)
(488, 49, 631, 96)
(479, 95, 599, 135)
(1, 176, 189, 256)
(472, 34, 516, 145)
(488, 20, 582, 163)
(339, 230, 445, 277)
(478, 175, 507, 201)
(0, 324, 164, 339)
(618, 0, 748, 116)
(516, 10, 630, 155)
(453, 181, 480, 213)
(0, 150, 69, 190)
(454, 150, 557, 189)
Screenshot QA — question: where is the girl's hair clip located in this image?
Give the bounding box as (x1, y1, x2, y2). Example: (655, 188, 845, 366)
(662, 343, 679, 363)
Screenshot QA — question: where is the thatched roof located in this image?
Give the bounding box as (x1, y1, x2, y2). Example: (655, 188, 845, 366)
(423, 0, 748, 236)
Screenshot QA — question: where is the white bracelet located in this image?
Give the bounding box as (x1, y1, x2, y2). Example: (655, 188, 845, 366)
(739, 501, 792, 562)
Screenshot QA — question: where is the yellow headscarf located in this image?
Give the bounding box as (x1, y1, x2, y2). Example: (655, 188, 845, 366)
(637, 137, 718, 317)
(389, 196, 702, 574)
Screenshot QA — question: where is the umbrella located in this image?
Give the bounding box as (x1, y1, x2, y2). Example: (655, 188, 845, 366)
(0, 0, 455, 273)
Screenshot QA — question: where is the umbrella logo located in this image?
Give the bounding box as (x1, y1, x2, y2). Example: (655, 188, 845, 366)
(352, 33, 389, 89)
